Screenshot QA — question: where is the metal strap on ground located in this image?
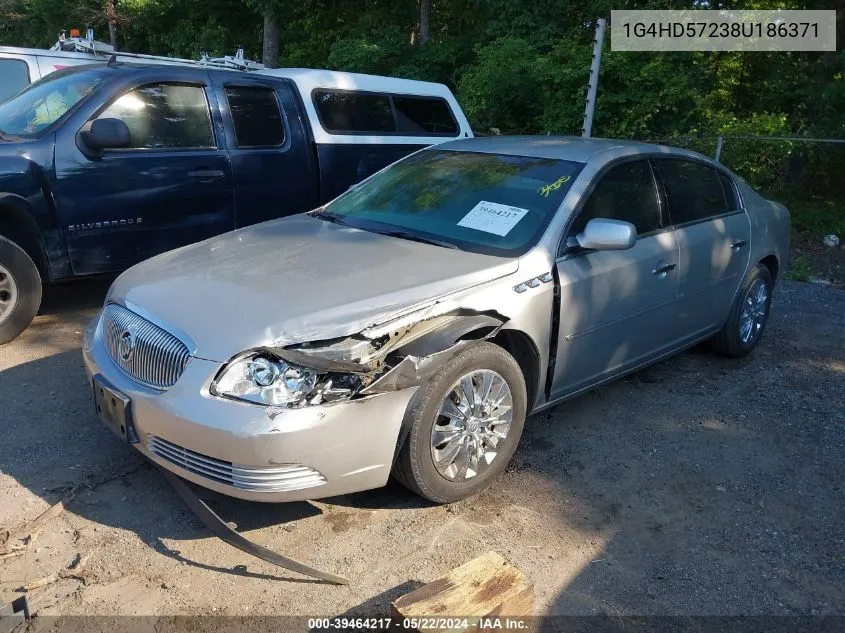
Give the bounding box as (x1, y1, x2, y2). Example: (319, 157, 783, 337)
(160, 467, 349, 586)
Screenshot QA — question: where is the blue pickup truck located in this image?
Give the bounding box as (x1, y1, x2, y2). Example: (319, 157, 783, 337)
(0, 62, 472, 342)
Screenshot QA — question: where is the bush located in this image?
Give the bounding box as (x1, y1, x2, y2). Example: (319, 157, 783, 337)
(457, 37, 545, 134)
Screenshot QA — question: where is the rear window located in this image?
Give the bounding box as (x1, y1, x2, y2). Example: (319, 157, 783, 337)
(312, 89, 460, 137)
(224, 85, 285, 147)
(0, 59, 30, 103)
(393, 96, 458, 135)
(313, 90, 395, 134)
(657, 159, 729, 225)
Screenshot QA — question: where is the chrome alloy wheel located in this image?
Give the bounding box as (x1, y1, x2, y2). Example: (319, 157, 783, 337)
(739, 278, 769, 344)
(0, 263, 18, 327)
(430, 369, 513, 481)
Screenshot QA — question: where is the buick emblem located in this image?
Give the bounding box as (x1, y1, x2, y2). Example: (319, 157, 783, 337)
(118, 329, 136, 362)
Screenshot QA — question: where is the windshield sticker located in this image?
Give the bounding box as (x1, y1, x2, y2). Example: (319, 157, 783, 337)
(537, 175, 571, 198)
(457, 201, 529, 236)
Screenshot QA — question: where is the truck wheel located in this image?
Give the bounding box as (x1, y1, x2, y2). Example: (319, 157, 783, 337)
(393, 342, 527, 503)
(0, 235, 42, 344)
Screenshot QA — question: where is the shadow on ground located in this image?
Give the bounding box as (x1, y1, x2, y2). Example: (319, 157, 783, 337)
(1, 281, 843, 617)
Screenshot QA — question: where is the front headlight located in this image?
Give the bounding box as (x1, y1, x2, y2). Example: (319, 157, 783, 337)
(211, 352, 357, 407)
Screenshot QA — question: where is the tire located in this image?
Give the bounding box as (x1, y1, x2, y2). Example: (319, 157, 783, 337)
(710, 263, 773, 358)
(393, 341, 527, 503)
(0, 235, 42, 345)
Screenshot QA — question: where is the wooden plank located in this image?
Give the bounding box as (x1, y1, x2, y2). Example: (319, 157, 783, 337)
(392, 551, 533, 632)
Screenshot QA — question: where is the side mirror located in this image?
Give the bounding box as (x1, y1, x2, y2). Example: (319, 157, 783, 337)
(79, 118, 131, 151)
(575, 218, 637, 251)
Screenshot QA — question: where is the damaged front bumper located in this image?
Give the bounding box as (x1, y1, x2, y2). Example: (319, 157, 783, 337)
(83, 316, 419, 502)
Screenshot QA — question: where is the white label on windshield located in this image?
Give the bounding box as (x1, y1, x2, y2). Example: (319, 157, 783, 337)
(457, 201, 529, 236)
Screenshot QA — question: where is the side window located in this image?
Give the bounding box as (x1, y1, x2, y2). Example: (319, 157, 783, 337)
(313, 90, 395, 134)
(97, 83, 214, 150)
(0, 59, 31, 103)
(718, 171, 740, 210)
(393, 95, 459, 135)
(569, 161, 661, 238)
(658, 159, 728, 224)
(224, 85, 285, 147)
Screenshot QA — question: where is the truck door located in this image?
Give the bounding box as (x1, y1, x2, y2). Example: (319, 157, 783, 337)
(208, 73, 318, 227)
(53, 69, 235, 274)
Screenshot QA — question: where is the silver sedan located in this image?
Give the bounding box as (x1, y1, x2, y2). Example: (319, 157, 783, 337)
(82, 136, 790, 503)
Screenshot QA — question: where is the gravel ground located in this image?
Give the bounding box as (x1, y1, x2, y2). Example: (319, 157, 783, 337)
(0, 278, 843, 619)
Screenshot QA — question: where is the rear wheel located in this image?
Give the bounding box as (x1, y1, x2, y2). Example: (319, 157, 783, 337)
(0, 235, 42, 344)
(710, 263, 772, 358)
(393, 342, 527, 503)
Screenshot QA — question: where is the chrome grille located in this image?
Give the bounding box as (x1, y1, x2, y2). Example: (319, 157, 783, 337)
(148, 436, 327, 493)
(102, 303, 190, 390)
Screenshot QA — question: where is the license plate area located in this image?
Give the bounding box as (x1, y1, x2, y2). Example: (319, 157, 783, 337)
(93, 375, 137, 443)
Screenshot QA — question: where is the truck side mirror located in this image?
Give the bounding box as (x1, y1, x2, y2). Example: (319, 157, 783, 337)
(79, 118, 131, 152)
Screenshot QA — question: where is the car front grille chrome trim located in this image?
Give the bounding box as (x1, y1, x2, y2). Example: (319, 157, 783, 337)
(102, 303, 191, 390)
(148, 436, 327, 493)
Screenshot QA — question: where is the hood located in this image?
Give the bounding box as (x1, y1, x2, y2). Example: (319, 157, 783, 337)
(108, 214, 519, 361)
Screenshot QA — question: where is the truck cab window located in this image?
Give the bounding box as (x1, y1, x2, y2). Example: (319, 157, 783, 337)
(224, 86, 285, 147)
(97, 83, 214, 150)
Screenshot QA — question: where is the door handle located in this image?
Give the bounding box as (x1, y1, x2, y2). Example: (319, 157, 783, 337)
(187, 169, 225, 181)
(652, 262, 677, 277)
(731, 239, 748, 250)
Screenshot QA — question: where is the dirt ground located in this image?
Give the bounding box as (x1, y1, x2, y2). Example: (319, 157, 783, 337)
(1, 278, 843, 621)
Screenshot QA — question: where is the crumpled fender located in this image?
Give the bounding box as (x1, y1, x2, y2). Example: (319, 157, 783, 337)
(273, 309, 507, 394)
(361, 313, 505, 394)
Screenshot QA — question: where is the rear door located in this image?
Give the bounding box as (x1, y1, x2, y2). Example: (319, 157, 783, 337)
(551, 159, 680, 399)
(654, 159, 751, 342)
(54, 69, 235, 274)
(209, 73, 317, 227)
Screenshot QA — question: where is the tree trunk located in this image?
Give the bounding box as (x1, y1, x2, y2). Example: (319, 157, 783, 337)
(105, 0, 118, 50)
(262, 11, 280, 68)
(419, 0, 430, 46)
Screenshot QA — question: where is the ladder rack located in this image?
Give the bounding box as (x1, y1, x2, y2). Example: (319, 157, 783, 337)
(49, 28, 264, 71)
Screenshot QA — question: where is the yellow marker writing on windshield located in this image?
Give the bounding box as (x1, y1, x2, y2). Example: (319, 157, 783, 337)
(538, 175, 571, 198)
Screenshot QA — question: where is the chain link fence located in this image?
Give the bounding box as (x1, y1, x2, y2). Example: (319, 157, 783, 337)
(644, 135, 845, 284)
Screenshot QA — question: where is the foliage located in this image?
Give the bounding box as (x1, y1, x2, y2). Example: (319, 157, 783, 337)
(785, 255, 812, 282)
(0, 0, 842, 231)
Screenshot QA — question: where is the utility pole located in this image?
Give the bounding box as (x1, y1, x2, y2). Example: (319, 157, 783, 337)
(582, 18, 607, 138)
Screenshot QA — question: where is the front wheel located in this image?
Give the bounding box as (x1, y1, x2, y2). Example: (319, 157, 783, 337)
(710, 263, 773, 358)
(0, 235, 42, 345)
(393, 342, 527, 503)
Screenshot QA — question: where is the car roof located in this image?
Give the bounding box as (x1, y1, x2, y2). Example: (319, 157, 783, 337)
(438, 135, 709, 166)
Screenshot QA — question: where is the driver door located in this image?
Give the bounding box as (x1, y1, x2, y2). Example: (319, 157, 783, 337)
(550, 159, 680, 399)
(53, 72, 235, 274)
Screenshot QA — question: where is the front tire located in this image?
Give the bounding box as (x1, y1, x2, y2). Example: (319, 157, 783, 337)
(0, 235, 42, 345)
(393, 341, 527, 503)
(711, 263, 773, 358)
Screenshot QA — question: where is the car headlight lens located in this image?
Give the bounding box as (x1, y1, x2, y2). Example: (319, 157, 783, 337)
(212, 352, 357, 407)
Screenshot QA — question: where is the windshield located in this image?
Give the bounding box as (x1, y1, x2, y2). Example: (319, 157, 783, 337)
(0, 68, 106, 139)
(318, 149, 583, 256)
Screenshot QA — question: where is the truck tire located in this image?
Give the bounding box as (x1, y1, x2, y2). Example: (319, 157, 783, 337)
(0, 235, 42, 344)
